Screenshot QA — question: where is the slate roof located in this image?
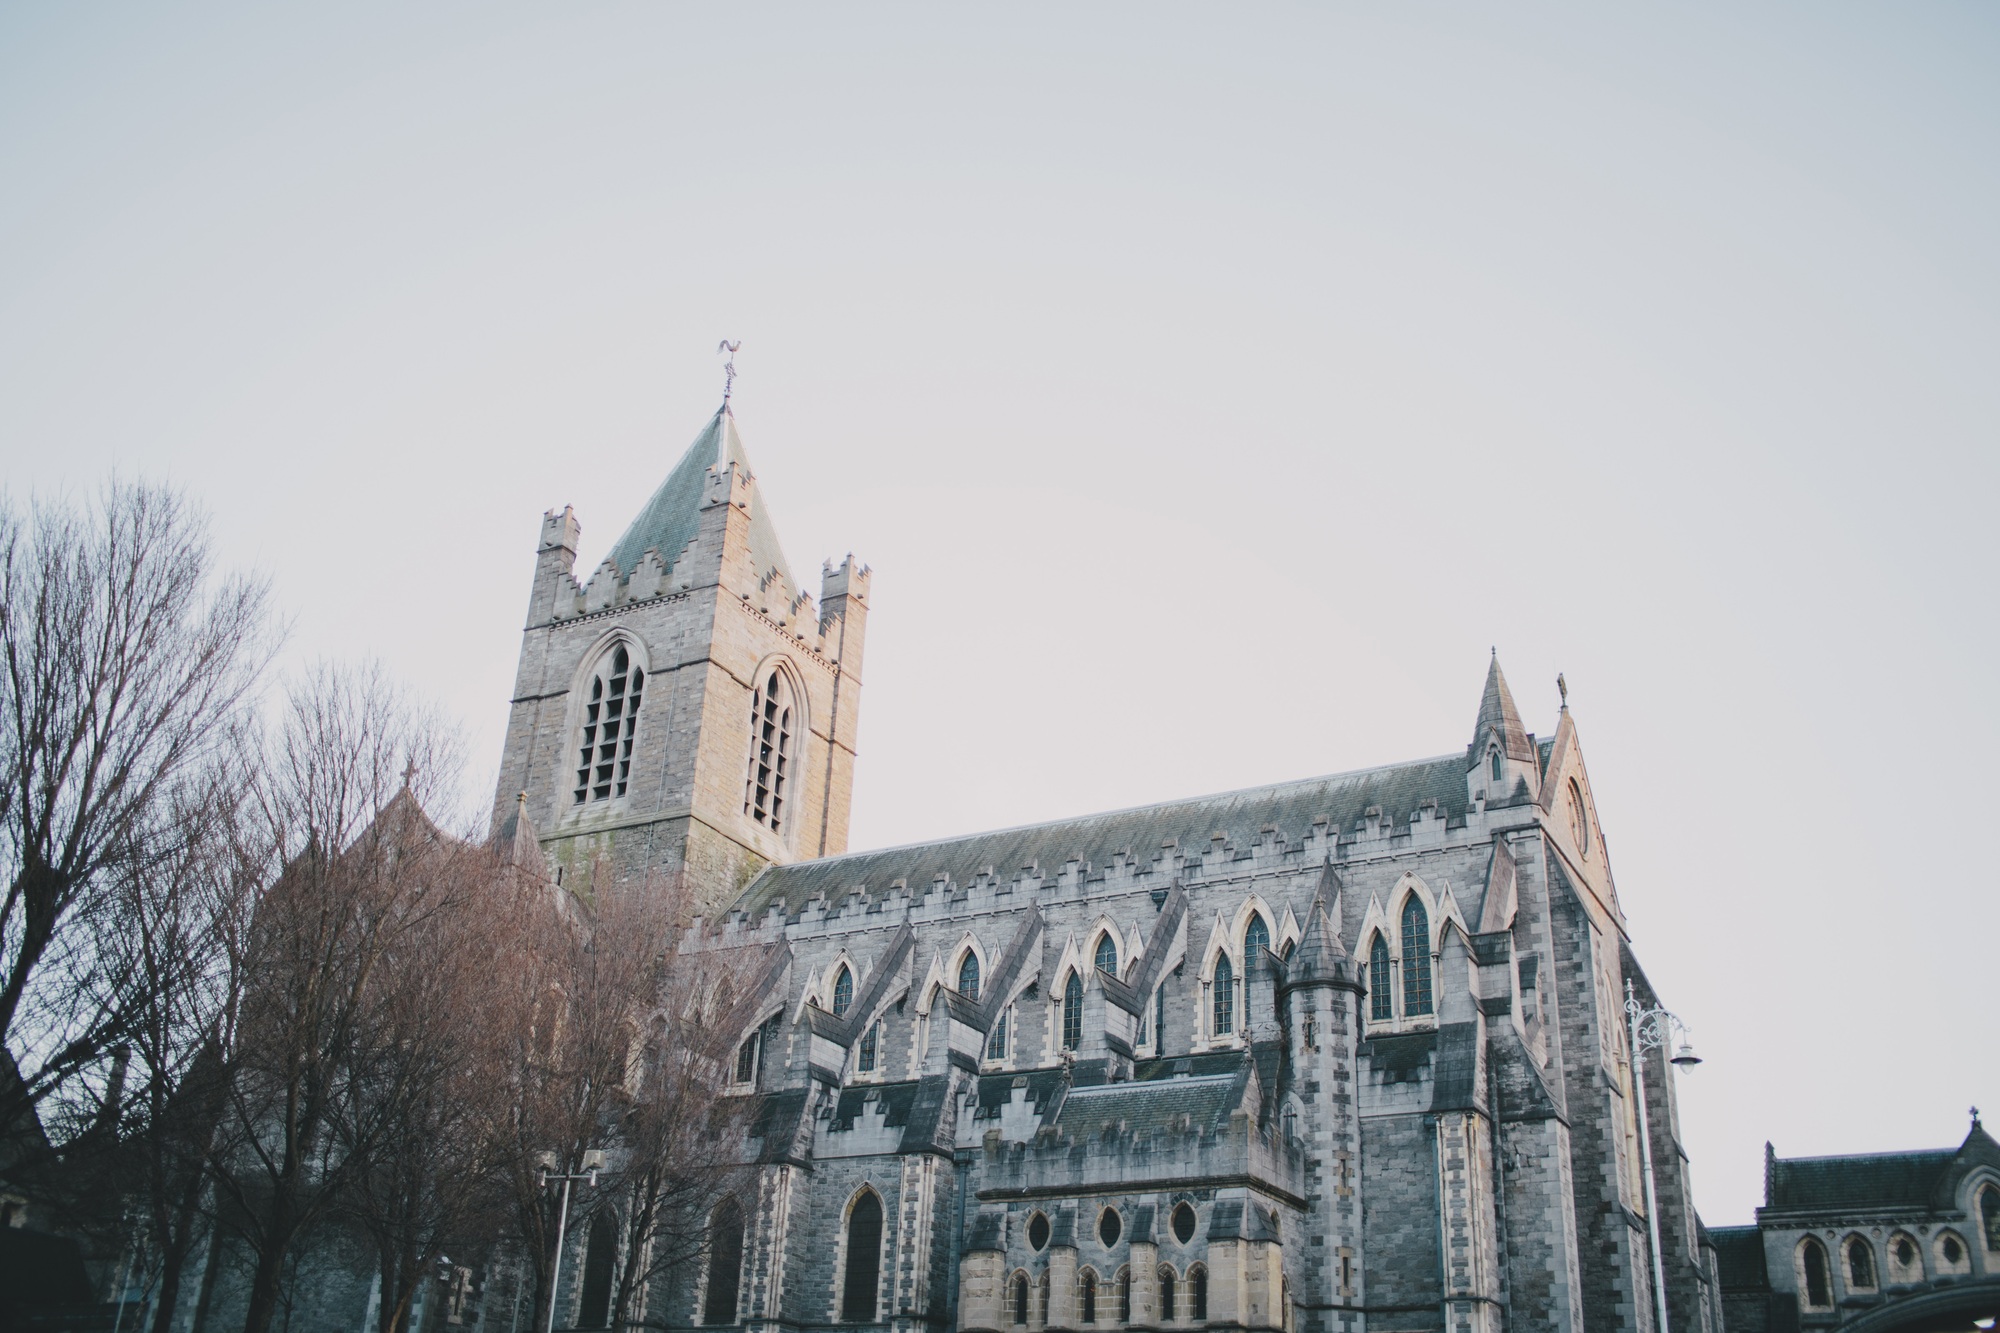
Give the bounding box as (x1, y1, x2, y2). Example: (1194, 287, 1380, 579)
(1764, 1149, 1959, 1213)
(732, 755, 1478, 920)
(1709, 1226, 1769, 1290)
(606, 407, 798, 593)
(1053, 1073, 1241, 1140)
(1473, 656, 1536, 762)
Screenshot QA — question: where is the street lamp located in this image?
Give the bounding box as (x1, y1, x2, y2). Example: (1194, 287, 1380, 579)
(1626, 980, 1701, 1333)
(540, 1149, 605, 1333)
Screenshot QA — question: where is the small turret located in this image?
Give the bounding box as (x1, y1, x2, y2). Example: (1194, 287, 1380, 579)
(1468, 652, 1540, 807)
(524, 506, 582, 627)
(819, 554, 872, 669)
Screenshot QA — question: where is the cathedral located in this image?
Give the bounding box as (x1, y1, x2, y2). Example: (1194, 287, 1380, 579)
(496, 400, 1725, 1333)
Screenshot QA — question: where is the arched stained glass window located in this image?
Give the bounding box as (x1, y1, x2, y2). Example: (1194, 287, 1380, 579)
(1190, 1266, 1208, 1321)
(1012, 1273, 1030, 1326)
(1801, 1238, 1832, 1308)
(1846, 1237, 1875, 1290)
(1212, 955, 1235, 1036)
(744, 668, 796, 834)
(958, 951, 981, 1001)
(1368, 934, 1393, 1021)
(1117, 1268, 1132, 1323)
(579, 1212, 616, 1329)
(1400, 898, 1433, 1017)
(1062, 972, 1084, 1051)
(841, 1190, 883, 1321)
(831, 965, 853, 1018)
(703, 1197, 744, 1325)
(574, 644, 645, 804)
(1094, 932, 1118, 977)
(1158, 1267, 1176, 1322)
(1243, 915, 1270, 1025)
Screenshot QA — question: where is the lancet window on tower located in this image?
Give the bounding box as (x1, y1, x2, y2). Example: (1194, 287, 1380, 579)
(745, 668, 796, 834)
(573, 644, 644, 804)
(1243, 914, 1269, 1025)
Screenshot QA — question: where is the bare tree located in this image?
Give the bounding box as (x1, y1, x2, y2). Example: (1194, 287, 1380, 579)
(0, 481, 274, 1133)
(333, 836, 529, 1333)
(208, 663, 462, 1333)
(602, 925, 756, 1333)
(499, 868, 682, 1333)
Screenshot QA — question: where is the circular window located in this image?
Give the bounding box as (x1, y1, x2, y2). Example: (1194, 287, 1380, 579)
(1172, 1202, 1197, 1246)
(1027, 1212, 1050, 1252)
(1099, 1208, 1122, 1249)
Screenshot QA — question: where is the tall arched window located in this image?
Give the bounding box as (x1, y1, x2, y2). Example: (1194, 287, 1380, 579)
(958, 951, 981, 1001)
(1154, 985, 1166, 1051)
(744, 668, 796, 834)
(1243, 914, 1270, 1025)
(1800, 1237, 1833, 1308)
(1368, 934, 1393, 1021)
(840, 1190, 883, 1321)
(1981, 1183, 2000, 1252)
(1117, 1268, 1131, 1323)
(1212, 955, 1235, 1036)
(1845, 1236, 1875, 1290)
(1158, 1267, 1176, 1322)
(1062, 972, 1084, 1051)
(574, 644, 645, 804)
(1094, 932, 1118, 977)
(831, 965, 853, 1018)
(1400, 897, 1433, 1017)
(579, 1212, 616, 1329)
(1012, 1272, 1030, 1326)
(1080, 1270, 1098, 1325)
(1190, 1266, 1208, 1321)
(987, 1008, 1009, 1061)
(703, 1198, 745, 1325)
(1489, 747, 1502, 781)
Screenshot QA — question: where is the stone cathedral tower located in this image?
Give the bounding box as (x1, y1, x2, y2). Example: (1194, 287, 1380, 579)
(490, 403, 869, 916)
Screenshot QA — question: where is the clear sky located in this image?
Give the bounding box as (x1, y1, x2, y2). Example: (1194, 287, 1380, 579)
(3, 3, 1995, 1226)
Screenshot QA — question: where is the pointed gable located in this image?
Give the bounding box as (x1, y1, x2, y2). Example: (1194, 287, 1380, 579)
(606, 408, 798, 593)
(1470, 654, 1536, 764)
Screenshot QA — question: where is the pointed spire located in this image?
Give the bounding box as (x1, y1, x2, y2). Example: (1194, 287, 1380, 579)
(1471, 652, 1536, 763)
(1285, 898, 1350, 988)
(605, 408, 797, 594)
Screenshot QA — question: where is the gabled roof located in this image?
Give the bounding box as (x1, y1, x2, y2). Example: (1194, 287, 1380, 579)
(606, 407, 797, 593)
(730, 754, 1473, 921)
(1762, 1121, 2000, 1214)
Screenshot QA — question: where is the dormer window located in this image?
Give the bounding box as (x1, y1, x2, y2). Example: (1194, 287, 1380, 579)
(573, 644, 644, 804)
(745, 668, 796, 834)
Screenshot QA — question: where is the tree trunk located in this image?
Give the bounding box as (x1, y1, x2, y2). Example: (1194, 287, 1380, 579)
(147, 1171, 207, 1333)
(239, 1236, 292, 1333)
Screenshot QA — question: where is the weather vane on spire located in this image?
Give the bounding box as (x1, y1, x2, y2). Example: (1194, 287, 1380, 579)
(718, 340, 742, 407)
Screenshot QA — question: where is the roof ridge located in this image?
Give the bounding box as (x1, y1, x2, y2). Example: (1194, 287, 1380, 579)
(1774, 1146, 1958, 1166)
(780, 751, 1469, 871)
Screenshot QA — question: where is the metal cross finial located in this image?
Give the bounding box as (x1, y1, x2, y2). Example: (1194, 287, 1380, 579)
(1557, 673, 1568, 709)
(401, 758, 417, 790)
(718, 340, 742, 406)
(1974, 1105, 1983, 1129)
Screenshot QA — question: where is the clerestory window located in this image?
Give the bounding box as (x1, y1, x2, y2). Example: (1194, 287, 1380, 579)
(573, 644, 645, 804)
(958, 951, 981, 1001)
(744, 668, 796, 834)
(1062, 972, 1084, 1051)
(1401, 897, 1433, 1017)
(1094, 932, 1118, 977)
(831, 965, 853, 1018)
(1368, 934, 1393, 1021)
(1243, 914, 1270, 1025)
(1212, 955, 1235, 1036)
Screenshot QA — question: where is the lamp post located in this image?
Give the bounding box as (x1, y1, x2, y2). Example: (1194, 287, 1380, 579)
(540, 1150, 604, 1333)
(1626, 980, 1702, 1333)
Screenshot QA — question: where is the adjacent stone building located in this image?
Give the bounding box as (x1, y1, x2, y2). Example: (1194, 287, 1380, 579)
(1709, 1119, 2000, 1333)
(505, 403, 1722, 1333)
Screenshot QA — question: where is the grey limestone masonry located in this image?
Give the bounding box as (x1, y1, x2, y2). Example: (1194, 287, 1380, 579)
(203, 405, 1727, 1333)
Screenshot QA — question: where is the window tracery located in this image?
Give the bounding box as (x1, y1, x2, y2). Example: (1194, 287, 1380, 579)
(1212, 955, 1235, 1036)
(744, 668, 796, 834)
(1062, 972, 1084, 1051)
(958, 950, 981, 1001)
(574, 644, 644, 804)
(831, 965, 853, 1018)
(1368, 934, 1392, 1021)
(1094, 932, 1118, 977)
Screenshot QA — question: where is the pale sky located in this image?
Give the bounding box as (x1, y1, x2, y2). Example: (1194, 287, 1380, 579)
(3, 4, 1995, 1226)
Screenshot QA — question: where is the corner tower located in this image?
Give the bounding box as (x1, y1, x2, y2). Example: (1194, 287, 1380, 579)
(491, 403, 869, 917)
